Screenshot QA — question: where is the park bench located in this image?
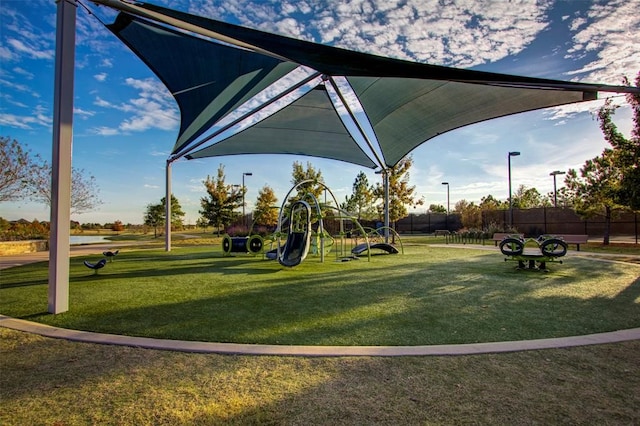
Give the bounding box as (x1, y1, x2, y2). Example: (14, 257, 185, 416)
(552, 234, 589, 251)
(491, 233, 524, 246)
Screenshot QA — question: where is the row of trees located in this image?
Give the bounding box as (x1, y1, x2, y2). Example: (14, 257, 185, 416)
(192, 158, 424, 235)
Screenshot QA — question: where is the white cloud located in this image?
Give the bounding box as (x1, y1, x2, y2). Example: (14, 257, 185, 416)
(6, 38, 54, 60)
(13, 67, 34, 79)
(73, 107, 95, 119)
(94, 73, 107, 82)
(192, 0, 552, 67)
(91, 126, 120, 136)
(565, 0, 640, 85)
(92, 78, 179, 134)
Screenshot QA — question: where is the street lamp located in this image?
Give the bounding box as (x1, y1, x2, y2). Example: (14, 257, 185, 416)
(242, 172, 252, 227)
(549, 170, 565, 208)
(441, 182, 450, 214)
(508, 151, 521, 228)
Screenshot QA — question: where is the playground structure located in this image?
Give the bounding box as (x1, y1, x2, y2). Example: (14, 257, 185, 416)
(499, 234, 568, 271)
(220, 180, 403, 267)
(221, 234, 264, 257)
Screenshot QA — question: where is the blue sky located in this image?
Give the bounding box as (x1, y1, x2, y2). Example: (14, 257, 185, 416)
(1, 0, 639, 225)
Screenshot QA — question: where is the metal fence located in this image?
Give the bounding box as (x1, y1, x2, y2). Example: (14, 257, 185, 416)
(395, 208, 639, 242)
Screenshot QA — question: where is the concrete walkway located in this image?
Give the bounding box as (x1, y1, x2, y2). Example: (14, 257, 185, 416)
(0, 241, 144, 270)
(2, 315, 639, 357)
(2, 242, 639, 357)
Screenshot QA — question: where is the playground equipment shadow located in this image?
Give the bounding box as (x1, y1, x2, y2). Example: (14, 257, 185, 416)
(1, 242, 639, 356)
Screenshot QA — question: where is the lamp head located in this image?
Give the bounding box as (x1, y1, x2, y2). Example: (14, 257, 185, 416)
(244, 172, 253, 176)
(441, 182, 449, 185)
(508, 151, 521, 157)
(550, 170, 565, 176)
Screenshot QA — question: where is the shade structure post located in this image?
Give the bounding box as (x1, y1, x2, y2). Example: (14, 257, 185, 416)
(48, 0, 77, 314)
(383, 169, 390, 243)
(165, 159, 172, 252)
(242, 172, 252, 228)
(550, 170, 565, 208)
(508, 151, 520, 228)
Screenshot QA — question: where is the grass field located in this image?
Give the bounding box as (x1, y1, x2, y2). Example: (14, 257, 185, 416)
(1, 242, 638, 346)
(2, 327, 639, 425)
(2, 240, 639, 424)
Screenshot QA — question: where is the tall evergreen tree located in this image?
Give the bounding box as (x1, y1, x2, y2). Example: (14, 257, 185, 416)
(143, 202, 165, 238)
(199, 164, 243, 235)
(342, 171, 376, 220)
(160, 194, 186, 229)
(290, 161, 324, 201)
(373, 156, 424, 225)
(253, 185, 279, 227)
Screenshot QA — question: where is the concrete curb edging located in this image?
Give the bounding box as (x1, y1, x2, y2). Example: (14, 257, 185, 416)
(2, 315, 639, 357)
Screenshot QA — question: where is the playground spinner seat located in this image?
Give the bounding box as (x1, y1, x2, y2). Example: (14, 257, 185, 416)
(102, 249, 119, 262)
(499, 234, 568, 271)
(84, 258, 107, 274)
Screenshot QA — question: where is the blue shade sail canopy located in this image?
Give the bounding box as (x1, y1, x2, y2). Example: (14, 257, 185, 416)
(186, 86, 378, 168)
(100, 1, 640, 169)
(107, 13, 298, 156)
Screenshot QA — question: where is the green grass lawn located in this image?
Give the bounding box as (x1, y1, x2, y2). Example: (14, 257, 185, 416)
(2, 327, 638, 425)
(1, 244, 638, 346)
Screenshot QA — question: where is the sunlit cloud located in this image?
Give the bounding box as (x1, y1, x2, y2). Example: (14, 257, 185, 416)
(90, 126, 120, 136)
(6, 38, 53, 60)
(74, 107, 95, 119)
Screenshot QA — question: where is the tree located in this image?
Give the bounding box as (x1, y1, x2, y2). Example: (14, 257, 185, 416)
(454, 199, 482, 229)
(144, 202, 165, 238)
(290, 161, 324, 201)
(597, 73, 640, 210)
(253, 185, 279, 227)
(161, 194, 185, 230)
(342, 171, 376, 220)
(564, 148, 625, 245)
(199, 164, 243, 235)
(373, 156, 424, 225)
(564, 72, 640, 245)
(428, 204, 447, 213)
(511, 185, 547, 209)
(0, 137, 39, 202)
(28, 161, 103, 215)
(479, 194, 505, 210)
(112, 220, 124, 232)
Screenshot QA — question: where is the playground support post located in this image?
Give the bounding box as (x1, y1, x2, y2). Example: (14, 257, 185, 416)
(165, 159, 172, 252)
(383, 169, 390, 243)
(508, 151, 520, 228)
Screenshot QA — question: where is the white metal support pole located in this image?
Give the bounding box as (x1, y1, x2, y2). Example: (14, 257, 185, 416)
(165, 159, 172, 252)
(384, 170, 390, 243)
(48, 0, 77, 314)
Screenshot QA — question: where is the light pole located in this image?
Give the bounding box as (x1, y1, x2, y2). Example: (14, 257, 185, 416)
(549, 170, 565, 208)
(441, 182, 450, 214)
(242, 172, 252, 228)
(508, 151, 520, 228)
